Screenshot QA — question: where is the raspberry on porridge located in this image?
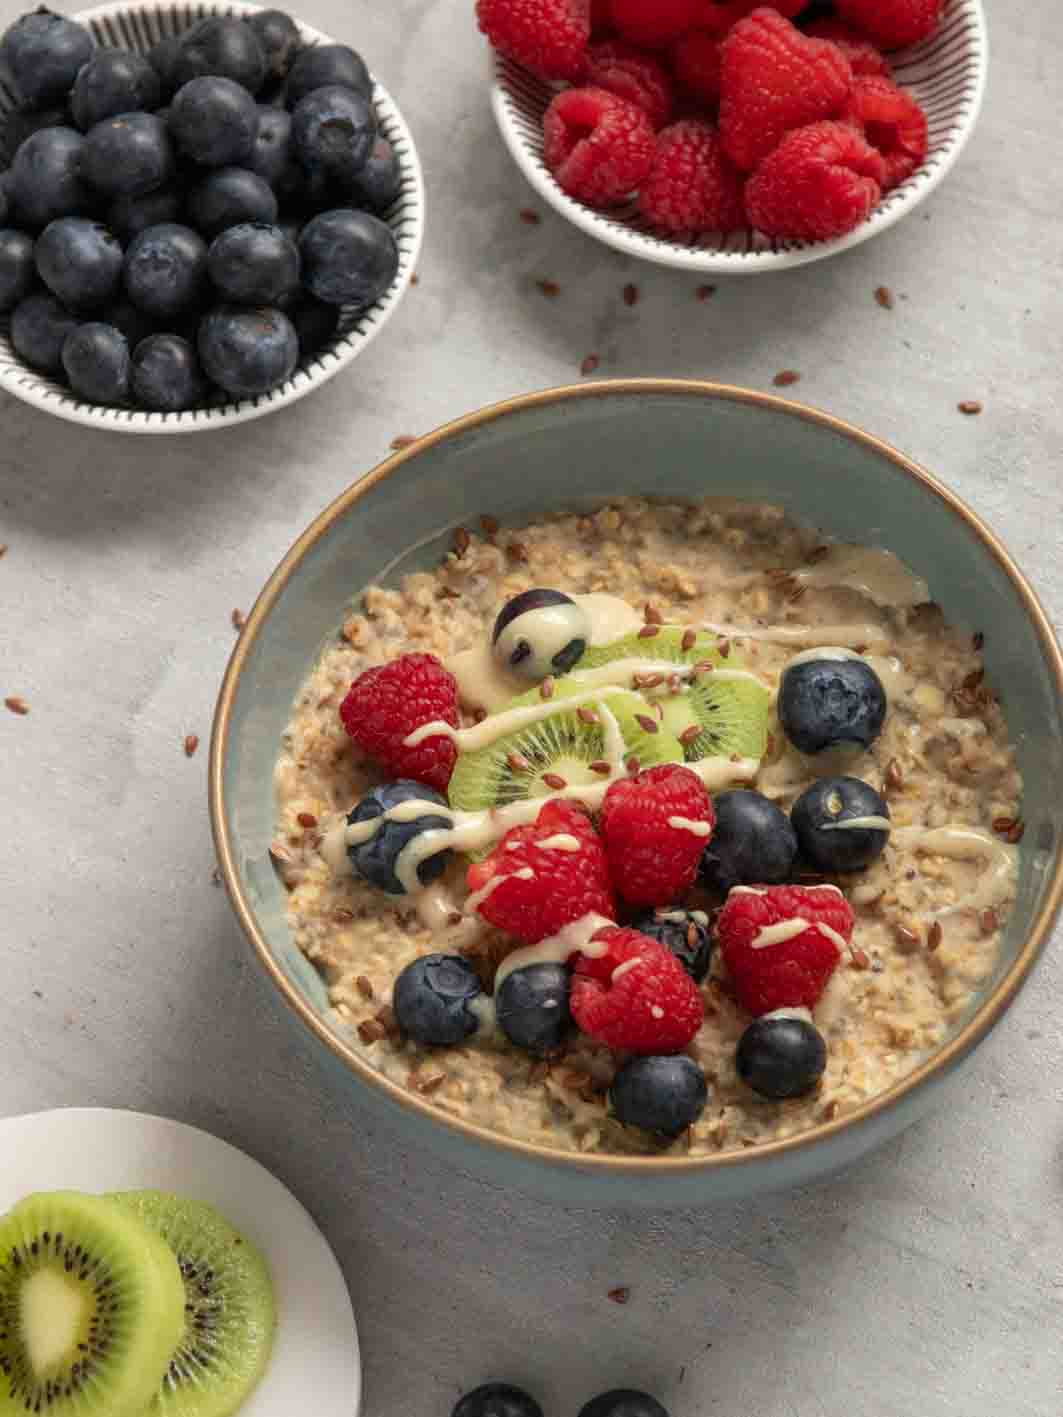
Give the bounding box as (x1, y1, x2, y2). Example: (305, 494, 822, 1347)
(272, 498, 1021, 1157)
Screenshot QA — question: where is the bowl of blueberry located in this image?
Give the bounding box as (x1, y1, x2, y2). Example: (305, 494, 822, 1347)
(0, 2, 424, 429)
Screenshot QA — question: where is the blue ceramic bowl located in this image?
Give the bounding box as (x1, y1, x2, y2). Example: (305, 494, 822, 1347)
(210, 381, 1063, 1207)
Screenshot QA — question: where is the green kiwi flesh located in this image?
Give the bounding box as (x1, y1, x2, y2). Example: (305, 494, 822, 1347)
(0, 1190, 185, 1417)
(107, 1192, 275, 1417)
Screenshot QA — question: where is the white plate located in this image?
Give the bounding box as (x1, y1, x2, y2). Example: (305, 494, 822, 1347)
(0, 1108, 361, 1417)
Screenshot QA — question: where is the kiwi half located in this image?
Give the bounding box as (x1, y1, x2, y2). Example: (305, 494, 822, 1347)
(448, 677, 684, 816)
(0, 1190, 186, 1417)
(107, 1191, 275, 1417)
(574, 628, 772, 763)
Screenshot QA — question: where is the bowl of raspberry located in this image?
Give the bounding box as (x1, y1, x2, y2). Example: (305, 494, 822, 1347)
(483, 0, 987, 271)
(0, 2, 424, 430)
(211, 379, 1063, 1207)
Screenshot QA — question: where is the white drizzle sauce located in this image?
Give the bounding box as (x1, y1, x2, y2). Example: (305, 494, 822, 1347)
(655, 909, 709, 926)
(668, 815, 713, 838)
(891, 825, 1018, 918)
(790, 545, 930, 609)
(493, 912, 614, 991)
(821, 816, 892, 833)
(464, 867, 534, 916)
(751, 918, 810, 949)
(817, 923, 849, 951)
(700, 620, 890, 650)
(764, 1006, 813, 1025)
(536, 833, 582, 852)
(611, 958, 640, 982)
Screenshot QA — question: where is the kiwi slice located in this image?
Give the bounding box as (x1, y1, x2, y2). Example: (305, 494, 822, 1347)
(107, 1191, 275, 1417)
(448, 677, 684, 816)
(574, 627, 772, 763)
(0, 1190, 186, 1417)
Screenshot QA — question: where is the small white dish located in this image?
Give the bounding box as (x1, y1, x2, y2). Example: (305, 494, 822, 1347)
(0, 1108, 361, 1417)
(490, 0, 988, 273)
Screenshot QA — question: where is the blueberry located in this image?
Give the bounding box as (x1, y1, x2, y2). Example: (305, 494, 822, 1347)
(495, 964, 572, 1056)
(609, 1056, 708, 1138)
(299, 208, 397, 306)
(124, 223, 207, 319)
(630, 910, 713, 983)
(344, 136, 402, 215)
(284, 291, 339, 356)
(790, 776, 890, 873)
(171, 17, 266, 94)
(285, 44, 371, 107)
(81, 112, 175, 198)
(247, 107, 298, 191)
(106, 183, 183, 241)
(197, 303, 297, 397)
(247, 10, 302, 82)
(291, 85, 377, 186)
(101, 296, 158, 349)
(393, 954, 483, 1047)
(130, 333, 207, 411)
(70, 50, 162, 130)
(0, 229, 37, 311)
(344, 781, 452, 894)
(492, 588, 590, 680)
(147, 33, 183, 99)
(35, 217, 122, 311)
(207, 222, 299, 306)
(701, 789, 798, 893)
(169, 76, 259, 168)
(61, 322, 130, 404)
(188, 168, 278, 239)
(579, 1394, 670, 1417)
(0, 10, 94, 107)
(0, 103, 70, 166)
(9, 127, 91, 230)
(10, 291, 78, 371)
(736, 1012, 827, 1099)
(452, 1384, 544, 1417)
(777, 654, 887, 756)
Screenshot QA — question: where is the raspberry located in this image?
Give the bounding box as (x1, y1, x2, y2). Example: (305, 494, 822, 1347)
(590, 0, 614, 35)
(719, 8, 853, 172)
(804, 18, 891, 78)
(476, 0, 591, 81)
(745, 119, 886, 240)
(599, 763, 716, 906)
(543, 86, 656, 205)
(571, 926, 704, 1052)
(611, 0, 703, 49)
(639, 119, 745, 236)
(844, 74, 928, 190)
(835, 0, 943, 52)
(670, 29, 722, 107)
(717, 883, 853, 1015)
(466, 800, 616, 944)
(703, 0, 805, 34)
(587, 39, 675, 129)
(339, 653, 459, 793)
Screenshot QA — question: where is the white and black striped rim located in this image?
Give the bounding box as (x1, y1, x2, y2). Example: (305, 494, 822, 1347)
(0, 1, 425, 432)
(491, 0, 987, 273)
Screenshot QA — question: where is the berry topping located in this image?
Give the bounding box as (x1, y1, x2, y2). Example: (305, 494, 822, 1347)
(701, 789, 797, 893)
(571, 926, 704, 1053)
(492, 589, 590, 681)
(466, 800, 616, 944)
(475, 0, 591, 82)
(843, 74, 928, 191)
(611, 0, 703, 50)
(835, 0, 944, 52)
(803, 18, 891, 78)
(631, 908, 713, 982)
(298, 209, 399, 309)
(609, 1054, 709, 1136)
(35, 218, 123, 313)
(0, 10, 94, 108)
(670, 29, 722, 108)
(736, 1009, 827, 1098)
(393, 954, 484, 1046)
(716, 883, 852, 1015)
(719, 9, 853, 172)
(345, 781, 454, 895)
(61, 322, 131, 406)
(777, 653, 887, 755)
(453, 1385, 544, 1417)
(586, 39, 675, 129)
(543, 87, 656, 206)
(638, 119, 745, 236)
(744, 119, 885, 240)
(340, 652, 460, 794)
(495, 963, 573, 1055)
(579, 1392, 670, 1417)
(790, 776, 891, 873)
(285, 43, 372, 106)
(600, 763, 715, 907)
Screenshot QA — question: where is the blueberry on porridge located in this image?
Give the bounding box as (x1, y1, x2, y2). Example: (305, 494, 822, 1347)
(272, 499, 1022, 1156)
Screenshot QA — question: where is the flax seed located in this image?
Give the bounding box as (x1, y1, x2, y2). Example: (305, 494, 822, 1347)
(626, 756, 640, 774)
(508, 751, 532, 773)
(681, 628, 697, 652)
(638, 624, 659, 639)
(695, 284, 716, 301)
(773, 369, 801, 387)
(412, 1069, 447, 1094)
(623, 283, 639, 307)
(635, 714, 659, 734)
(927, 921, 943, 952)
(589, 761, 612, 776)
(821, 1099, 840, 1121)
(542, 772, 568, 791)
(507, 540, 529, 563)
(992, 816, 1016, 835)
(358, 1019, 387, 1044)
(390, 434, 416, 450)
(874, 285, 894, 310)
(519, 208, 540, 224)
(644, 603, 664, 624)
(807, 544, 831, 563)
(231, 608, 246, 630)
(979, 909, 998, 935)
(608, 1287, 631, 1305)
(718, 638, 731, 658)
(885, 758, 904, 792)
(297, 812, 318, 829)
(679, 725, 701, 747)
(850, 949, 871, 971)
(788, 583, 807, 603)
(580, 353, 600, 376)
(577, 706, 600, 725)
(536, 279, 561, 298)
(376, 1005, 399, 1034)
(540, 677, 556, 699)
(355, 976, 374, 1000)
(453, 526, 471, 557)
(958, 400, 983, 416)
(633, 672, 664, 690)
(1006, 820, 1025, 843)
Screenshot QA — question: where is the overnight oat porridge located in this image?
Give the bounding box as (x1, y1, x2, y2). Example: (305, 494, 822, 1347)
(271, 498, 1023, 1156)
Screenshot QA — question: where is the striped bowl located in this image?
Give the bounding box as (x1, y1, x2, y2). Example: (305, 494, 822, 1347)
(490, 0, 987, 273)
(0, 1, 425, 432)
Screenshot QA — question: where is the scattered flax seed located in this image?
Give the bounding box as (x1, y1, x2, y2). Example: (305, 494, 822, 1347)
(788, 583, 807, 603)
(577, 706, 600, 725)
(507, 540, 529, 563)
(480, 514, 500, 536)
(508, 751, 532, 773)
(821, 1099, 840, 1122)
(519, 208, 541, 225)
(453, 526, 471, 557)
(850, 948, 871, 971)
(333, 908, 355, 923)
(231, 608, 247, 630)
(0, 544, 7, 558)
(644, 603, 664, 624)
(358, 1019, 387, 1044)
(992, 816, 1016, 836)
(635, 714, 659, 735)
(638, 624, 660, 639)
(412, 1069, 447, 1095)
(979, 909, 998, 935)
(681, 628, 697, 652)
(885, 758, 904, 792)
(540, 676, 556, 700)
(679, 725, 701, 748)
(297, 812, 318, 829)
(695, 284, 716, 301)
(668, 673, 683, 695)
(962, 668, 985, 692)
(536, 278, 561, 298)
(542, 772, 568, 791)
(410, 272, 419, 285)
(355, 976, 374, 1000)
(5, 696, 29, 715)
(390, 434, 417, 450)
(626, 755, 641, 774)
(623, 283, 639, 307)
(183, 733, 199, 757)
(1006, 820, 1025, 843)
(718, 638, 731, 658)
(894, 922, 921, 949)
(957, 400, 983, 416)
(590, 760, 612, 776)
(608, 1287, 631, 1305)
(474, 708, 488, 723)
(448, 912, 463, 927)
(807, 544, 831, 564)
(580, 353, 600, 376)
(633, 672, 664, 690)
(874, 285, 894, 310)
(927, 921, 943, 952)
(773, 369, 801, 387)
(972, 631, 985, 651)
